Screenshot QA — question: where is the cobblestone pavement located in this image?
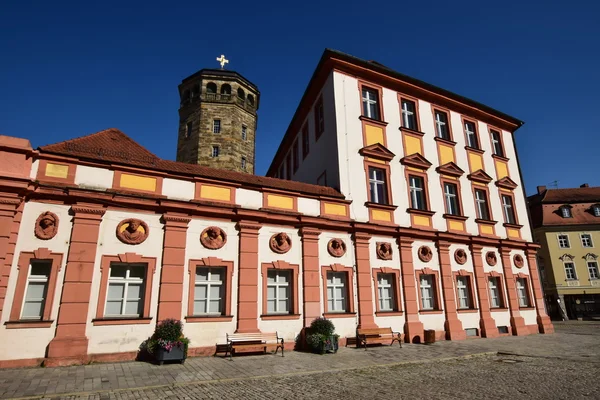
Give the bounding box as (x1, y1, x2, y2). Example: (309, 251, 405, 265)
(1, 321, 598, 400)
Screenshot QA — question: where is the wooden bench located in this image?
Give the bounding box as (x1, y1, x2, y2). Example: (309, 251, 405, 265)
(356, 327, 402, 350)
(225, 332, 284, 360)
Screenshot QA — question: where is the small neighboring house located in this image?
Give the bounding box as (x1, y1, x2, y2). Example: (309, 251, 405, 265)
(528, 184, 600, 320)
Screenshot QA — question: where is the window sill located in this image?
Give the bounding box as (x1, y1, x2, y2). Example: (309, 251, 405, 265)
(323, 312, 356, 319)
(92, 317, 153, 326)
(364, 202, 398, 211)
(4, 320, 54, 329)
(503, 222, 523, 229)
(406, 208, 435, 217)
(375, 311, 404, 316)
(359, 115, 388, 127)
(491, 154, 510, 162)
(475, 218, 497, 226)
(260, 314, 301, 320)
(519, 307, 535, 310)
(457, 309, 479, 314)
(443, 213, 468, 221)
(419, 309, 443, 314)
(490, 307, 509, 311)
(185, 315, 233, 323)
(434, 136, 457, 146)
(399, 127, 425, 137)
(464, 146, 484, 154)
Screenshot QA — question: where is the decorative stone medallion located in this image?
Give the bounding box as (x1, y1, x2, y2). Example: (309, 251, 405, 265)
(376, 242, 393, 260)
(200, 226, 227, 250)
(327, 238, 346, 258)
(116, 218, 149, 245)
(417, 246, 433, 262)
(270, 232, 291, 254)
(513, 254, 525, 268)
(34, 211, 59, 240)
(454, 249, 468, 265)
(486, 251, 497, 266)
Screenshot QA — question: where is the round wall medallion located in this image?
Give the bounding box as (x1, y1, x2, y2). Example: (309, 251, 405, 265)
(513, 254, 525, 268)
(200, 226, 227, 250)
(454, 249, 468, 265)
(327, 238, 346, 257)
(418, 246, 433, 262)
(116, 218, 149, 245)
(34, 211, 59, 240)
(270, 232, 292, 254)
(376, 242, 393, 260)
(486, 251, 497, 266)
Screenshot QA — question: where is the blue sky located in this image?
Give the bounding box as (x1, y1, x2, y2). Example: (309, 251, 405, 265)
(1, 0, 598, 195)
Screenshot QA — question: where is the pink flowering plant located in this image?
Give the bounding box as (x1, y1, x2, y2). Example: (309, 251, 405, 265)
(144, 319, 190, 355)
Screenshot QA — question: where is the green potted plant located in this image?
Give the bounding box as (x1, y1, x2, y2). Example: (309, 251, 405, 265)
(144, 319, 190, 365)
(305, 317, 339, 354)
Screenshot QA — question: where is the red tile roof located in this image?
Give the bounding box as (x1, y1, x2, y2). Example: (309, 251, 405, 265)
(39, 128, 345, 199)
(538, 187, 600, 204)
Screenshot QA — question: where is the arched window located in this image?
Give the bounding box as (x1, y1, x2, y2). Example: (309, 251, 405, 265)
(237, 88, 245, 99)
(191, 84, 200, 98)
(221, 84, 231, 95)
(206, 82, 217, 94)
(247, 94, 255, 106)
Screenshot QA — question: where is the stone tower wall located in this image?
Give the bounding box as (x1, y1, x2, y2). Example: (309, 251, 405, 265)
(176, 73, 258, 174)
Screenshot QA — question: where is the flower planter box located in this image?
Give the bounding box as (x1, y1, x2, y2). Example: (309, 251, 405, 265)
(154, 344, 186, 365)
(312, 335, 339, 354)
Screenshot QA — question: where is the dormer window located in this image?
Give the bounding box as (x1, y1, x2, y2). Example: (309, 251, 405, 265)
(560, 205, 572, 218)
(592, 204, 600, 217)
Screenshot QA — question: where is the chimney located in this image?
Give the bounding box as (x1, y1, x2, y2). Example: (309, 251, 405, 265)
(580, 183, 589, 188)
(537, 185, 547, 194)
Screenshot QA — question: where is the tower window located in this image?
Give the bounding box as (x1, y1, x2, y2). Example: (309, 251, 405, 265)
(185, 121, 193, 138)
(221, 84, 231, 95)
(211, 146, 219, 158)
(247, 94, 255, 107)
(213, 120, 221, 134)
(241, 157, 247, 171)
(206, 82, 217, 94)
(242, 125, 247, 141)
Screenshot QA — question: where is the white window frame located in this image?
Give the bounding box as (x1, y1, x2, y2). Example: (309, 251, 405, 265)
(587, 261, 599, 280)
(105, 264, 145, 318)
(194, 267, 224, 315)
(464, 121, 478, 149)
(211, 146, 219, 158)
(266, 270, 291, 314)
(361, 88, 379, 120)
(401, 99, 417, 130)
(515, 278, 530, 307)
(593, 205, 600, 217)
(475, 189, 490, 220)
(377, 273, 395, 311)
(434, 110, 450, 140)
(456, 276, 471, 309)
(488, 277, 502, 308)
(420, 275, 435, 310)
(409, 175, 426, 210)
(369, 167, 387, 204)
(561, 206, 572, 218)
(213, 119, 221, 134)
(557, 234, 570, 249)
(581, 233, 593, 248)
(501, 195, 516, 224)
(444, 182, 460, 215)
(21, 261, 51, 320)
(241, 156, 247, 171)
(564, 262, 577, 280)
(490, 130, 504, 157)
(326, 271, 348, 312)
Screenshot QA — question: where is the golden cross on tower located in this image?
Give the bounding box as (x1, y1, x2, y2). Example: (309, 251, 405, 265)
(216, 54, 229, 69)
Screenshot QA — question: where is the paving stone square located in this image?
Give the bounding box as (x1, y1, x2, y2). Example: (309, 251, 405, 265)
(0, 321, 598, 399)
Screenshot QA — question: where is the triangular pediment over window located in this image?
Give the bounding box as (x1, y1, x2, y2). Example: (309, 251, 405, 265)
(400, 153, 432, 170)
(358, 143, 395, 161)
(495, 176, 518, 190)
(436, 162, 464, 177)
(467, 169, 493, 184)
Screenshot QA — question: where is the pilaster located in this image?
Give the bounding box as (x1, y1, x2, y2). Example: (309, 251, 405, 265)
(0, 196, 23, 320)
(46, 204, 105, 366)
(353, 233, 377, 329)
(470, 244, 499, 338)
(398, 237, 424, 343)
(437, 241, 465, 340)
(157, 214, 191, 321)
(235, 221, 261, 333)
(525, 247, 554, 334)
(499, 247, 528, 336)
(299, 227, 321, 328)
